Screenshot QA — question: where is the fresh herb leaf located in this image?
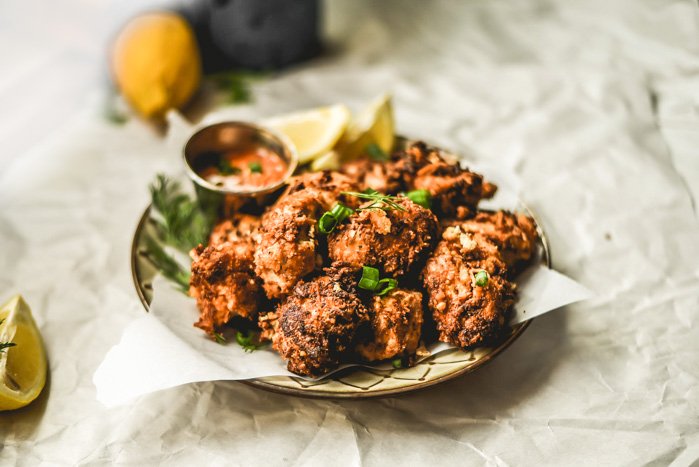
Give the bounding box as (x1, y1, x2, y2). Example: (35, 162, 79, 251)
(149, 174, 213, 252)
(341, 190, 406, 212)
(144, 236, 191, 293)
(474, 270, 489, 287)
(213, 332, 226, 344)
(391, 358, 402, 369)
(236, 330, 261, 352)
(248, 161, 263, 173)
(219, 160, 241, 176)
(405, 189, 431, 209)
(0, 342, 16, 353)
(366, 143, 388, 161)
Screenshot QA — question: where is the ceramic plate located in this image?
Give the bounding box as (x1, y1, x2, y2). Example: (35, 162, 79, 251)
(130, 143, 550, 399)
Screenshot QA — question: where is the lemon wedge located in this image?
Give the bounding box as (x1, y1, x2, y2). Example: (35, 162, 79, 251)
(0, 295, 47, 411)
(338, 93, 395, 161)
(311, 150, 341, 171)
(264, 104, 351, 164)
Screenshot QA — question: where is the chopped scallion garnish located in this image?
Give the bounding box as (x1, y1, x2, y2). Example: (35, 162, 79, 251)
(219, 160, 241, 175)
(358, 266, 398, 296)
(391, 358, 402, 369)
(376, 278, 398, 296)
(405, 189, 431, 209)
(474, 270, 489, 287)
(358, 266, 380, 290)
(213, 332, 226, 344)
(318, 203, 354, 234)
(248, 161, 263, 173)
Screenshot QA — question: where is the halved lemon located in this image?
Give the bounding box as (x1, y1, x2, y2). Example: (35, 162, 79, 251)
(264, 104, 351, 164)
(338, 93, 395, 161)
(0, 295, 47, 411)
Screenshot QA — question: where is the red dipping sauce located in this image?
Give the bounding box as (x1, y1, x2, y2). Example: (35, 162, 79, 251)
(196, 145, 288, 191)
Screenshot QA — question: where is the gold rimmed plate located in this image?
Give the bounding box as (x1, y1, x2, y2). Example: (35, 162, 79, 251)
(130, 139, 551, 399)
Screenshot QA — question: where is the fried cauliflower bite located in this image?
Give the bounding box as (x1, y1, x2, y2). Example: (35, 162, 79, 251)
(272, 268, 370, 377)
(208, 214, 260, 246)
(254, 191, 323, 299)
(458, 211, 539, 275)
(189, 241, 262, 336)
(356, 289, 424, 362)
(282, 170, 361, 209)
(328, 197, 439, 277)
(412, 161, 497, 219)
(422, 225, 516, 348)
(340, 158, 404, 194)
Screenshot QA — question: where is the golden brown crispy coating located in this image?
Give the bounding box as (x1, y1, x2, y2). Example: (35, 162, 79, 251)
(282, 170, 361, 209)
(412, 161, 496, 219)
(208, 214, 260, 247)
(340, 158, 404, 194)
(189, 241, 262, 336)
(272, 268, 369, 377)
(458, 211, 539, 275)
(422, 225, 515, 348)
(328, 197, 439, 276)
(356, 289, 424, 362)
(254, 191, 323, 299)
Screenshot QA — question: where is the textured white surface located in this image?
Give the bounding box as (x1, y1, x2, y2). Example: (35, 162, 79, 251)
(2, 0, 699, 465)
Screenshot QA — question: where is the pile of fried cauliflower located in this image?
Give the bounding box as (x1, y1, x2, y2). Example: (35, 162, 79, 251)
(188, 142, 539, 377)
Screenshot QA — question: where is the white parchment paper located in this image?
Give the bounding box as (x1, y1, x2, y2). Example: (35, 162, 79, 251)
(94, 242, 591, 407)
(3, 1, 699, 465)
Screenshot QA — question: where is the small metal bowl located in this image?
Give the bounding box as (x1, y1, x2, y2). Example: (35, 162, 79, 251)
(183, 121, 298, 218)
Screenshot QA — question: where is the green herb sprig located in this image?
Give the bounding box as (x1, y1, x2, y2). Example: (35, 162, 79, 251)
(144, 236, 191, 293)
(149, 174, 213, 252)
(208, 71, 265, 104)
(236, 330, 262, 352)
(341, 190, 406, 212)
(358, 266, 398, 296)
(365, 143, 389, 161)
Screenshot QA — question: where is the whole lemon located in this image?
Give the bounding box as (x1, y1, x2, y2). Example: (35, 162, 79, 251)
(111, 12, 201, 119)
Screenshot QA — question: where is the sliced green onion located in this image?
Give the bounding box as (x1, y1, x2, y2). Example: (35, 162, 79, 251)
(376, 278, 398, 296)
(474, 270, 489, 287)
(358, 266, 380, 291)
(318, 212, 339, 234)
(248, 161, 263, 173)
(330, 203, 354, 224)
(366, 143, 388, 161)
(391, 358, 402, 369)
(405, 189, 431, 209)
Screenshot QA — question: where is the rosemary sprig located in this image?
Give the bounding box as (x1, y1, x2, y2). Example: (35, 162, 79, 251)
(149, 174, 213, 252)
(144, 236, 191, 293)
(341, 190, 407, 212)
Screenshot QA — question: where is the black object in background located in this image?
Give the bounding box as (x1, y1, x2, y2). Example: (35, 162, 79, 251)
(177, 0, 321, 73)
